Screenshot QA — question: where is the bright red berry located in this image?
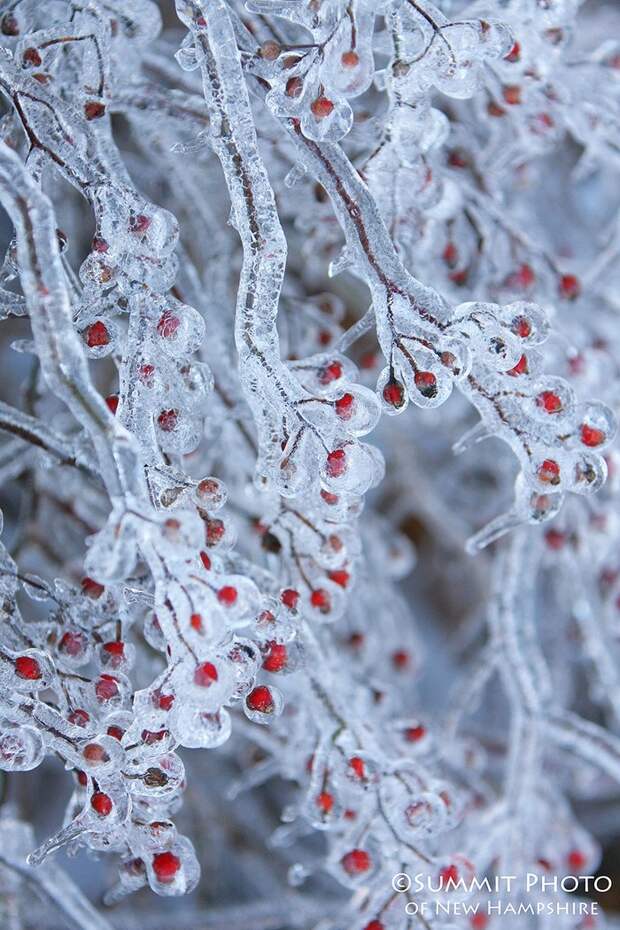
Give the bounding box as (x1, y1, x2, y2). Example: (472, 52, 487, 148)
(217, 585, 237, 606)
(335, 393, 354, 419)
(152, 851, 181, 884)
(310, 588, 331, 613)
(383, 379, 405, 408)
(349, 756, 366, 779)
(91, 791, 113, 816)
(507, 354, 529, 376)
(14, 656, 42, 680)
(537, 459, 561, 485)
(405, 724, 426, 742)
(537, 391, 562, 413)
(414, 370, 437, 398)
(194, 661, 218, 687)
(580, 424, 605, 447)
(328, 569, 349, 588)
(84, 321, 110, 348)
(318, 361, 342, 385)
(246, 685, 275, 714)
(567, 849, 587, 871)
(105, 394, 119, 414)
(316, 791, 334, 813)
(341, 848, 371, 875)
(262, 642, 288, 672)
(505, 40, 521, 62)
(281, 588, 299, 609)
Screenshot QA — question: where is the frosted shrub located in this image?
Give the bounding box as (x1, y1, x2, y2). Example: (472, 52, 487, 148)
(0, 0, 618, 928)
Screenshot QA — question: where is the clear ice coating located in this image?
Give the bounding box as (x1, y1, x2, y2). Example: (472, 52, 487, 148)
(0, 0, 618, 928)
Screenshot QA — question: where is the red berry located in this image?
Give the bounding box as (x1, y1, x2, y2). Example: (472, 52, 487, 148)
(103, 641, 124, 657)
(392, 649, 410, 670)
(152, 851, 181, 884)
(107, 725, 124, 740)
(537, 459, 561, 485)
(328, 569, 349, 588)
(311, 96, 334, 119)
(405, 724, 426, 742)
(84, 321, 110, 348)
(545, 528, 566, 550)
(512, 316, 532, 339)
(157, 409, 178, 432)
(81, 576, 104, 599)
(1, 14, 19, 36)
(281, 588, 299, 609)
(83, 743, 108, 763)
(559, 274, 581, 300)
(310, 588, 331, 613)
(488, 101, 506, 117)
(14, 656, 42, 680)
(470, 915, 489, 929)
(84, 101, 106, 120)
(105, 394, 119, 414)
(580, 424, 605, 447)
(335, 393, 354, 419)
(91, 791, 113, 816)
(414, 370, 437, 398)
(383, 379, 405, 408)
(503, 85, 521, 105)
(76, 770, 88, 786)
(260, 40, 281, 61)
(59, 631, 86, 657)
(349, 756, 366, 779)
(507, 353, 529, 376)
(139, 363, 155, 385)
(262, 642, 288, 672)
(157, 311, 180, 338)
(217, 585, 237, 606)
(246, 685, 275, 714)
(95, 675, 119, 702)
(316, 791, 334, 813)
(68, 708, 90, 727)
(341, 50, 359, 68)
(326, 449, 347, 478)
(23, 48, 42, 66)
(341, 848, 371, 875)
(157, 692, 175, 711)
(318, 361, 342, 385)
(199, 551, 211, 570)
(190, 612, 203, 632)
(443, 242, 458, 266)
(505, 40, 521, 62)
(440, 864, 459, 885)
(567, 849, 587, 871)
(194, 661, 218, 687)
(364, 923, 384, 930)
(537, 391, 562, 413)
